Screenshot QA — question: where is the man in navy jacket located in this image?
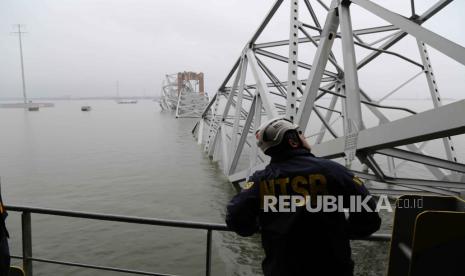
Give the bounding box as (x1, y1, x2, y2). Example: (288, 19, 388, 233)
(226, 118, 381, 276)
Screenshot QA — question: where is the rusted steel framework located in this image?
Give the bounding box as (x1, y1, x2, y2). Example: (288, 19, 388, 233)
(177, 72, 205, 95)
(193, 0, 465, 196)
(160, 72, 209, 118)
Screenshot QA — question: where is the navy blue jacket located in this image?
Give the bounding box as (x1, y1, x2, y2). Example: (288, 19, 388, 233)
(226, 148, 381, 276)
(0, 188, 10, 275)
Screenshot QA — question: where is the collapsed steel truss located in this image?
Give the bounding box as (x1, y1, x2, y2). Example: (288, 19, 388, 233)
(160, 72, 209, 118)
(193, 0, 465, 196)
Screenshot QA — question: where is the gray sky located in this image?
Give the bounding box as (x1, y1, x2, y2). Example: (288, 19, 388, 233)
(0, 0, 464, 99)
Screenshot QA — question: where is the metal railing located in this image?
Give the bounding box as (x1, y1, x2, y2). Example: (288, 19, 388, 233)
(6, 205, 391, 276)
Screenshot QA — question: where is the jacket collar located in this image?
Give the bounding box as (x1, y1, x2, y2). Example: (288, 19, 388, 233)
(270, 148, 314, 163)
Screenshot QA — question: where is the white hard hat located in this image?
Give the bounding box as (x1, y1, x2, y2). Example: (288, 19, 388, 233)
(255, 117, 300, 153)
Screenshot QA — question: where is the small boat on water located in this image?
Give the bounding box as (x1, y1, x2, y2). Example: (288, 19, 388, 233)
(28, 106, 39, 111)
(115, 80, 138, 104)
(117, 100, 138, 104)
(81, 106, 91, 111)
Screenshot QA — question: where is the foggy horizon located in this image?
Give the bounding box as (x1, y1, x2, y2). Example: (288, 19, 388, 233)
(1, 0, 464, 99)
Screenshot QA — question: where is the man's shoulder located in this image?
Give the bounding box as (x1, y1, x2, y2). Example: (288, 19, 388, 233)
(249, 155, 352, 181)
(299, 155, 353, 179)
(316, 157, 346, 170)
(295, 153, 341, 169)
(249, 168, 267, 182)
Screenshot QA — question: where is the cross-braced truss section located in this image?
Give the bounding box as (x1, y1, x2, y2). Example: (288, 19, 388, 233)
(193, 0, 465, 196)
(160, 72, 209, 118)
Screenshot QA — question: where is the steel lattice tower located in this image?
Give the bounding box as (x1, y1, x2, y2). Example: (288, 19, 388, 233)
(193, 0, 465, 197)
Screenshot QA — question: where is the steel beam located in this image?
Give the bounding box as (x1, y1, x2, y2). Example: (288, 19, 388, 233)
(359, 88, 447, 181)
(246, 50, 278, 119)
(256, 57, 287, 97)
(220, 128, 229, 174)
(339, 2, 364, 132)
(255, 49, 338, 78)
(352, 0, 465, 66)
(254, 25, 398, 49)
(286, 0, 299, 121)
(201, 58, 241, 119)
(250, 94, 263, 171)
(249, 0, 285, 46)
(230, 57, 248, 158)
(228, 96, 257, 175)
(313, 100, 465, 158)
(356, 0, 452, 70)
(197, 119, 204, 145)
(299, 26, 343, 73)
(303, 0, 322, 29)
(315, 93, 339, 144)
(416, 40, 458, 163)
(204, 95, 221, 153)
(376, 148, 465, 174)
(219, 58, 241, 92)
(313, 107, 338, 139)
(221, 59, 244, 120)
(353, 171, 463, 194)
(297, 0, 340, 131)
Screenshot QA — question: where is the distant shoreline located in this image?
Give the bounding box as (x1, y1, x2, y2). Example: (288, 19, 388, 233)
(0, 96, 159, 101)
(0, 97, 457, 102)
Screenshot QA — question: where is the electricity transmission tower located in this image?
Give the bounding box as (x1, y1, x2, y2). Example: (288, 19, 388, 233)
(12, 24, 28, 105)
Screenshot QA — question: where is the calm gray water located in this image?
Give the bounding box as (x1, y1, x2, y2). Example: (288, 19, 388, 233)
(0, 100, 263, 275)
(2, 99, 454, 275)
